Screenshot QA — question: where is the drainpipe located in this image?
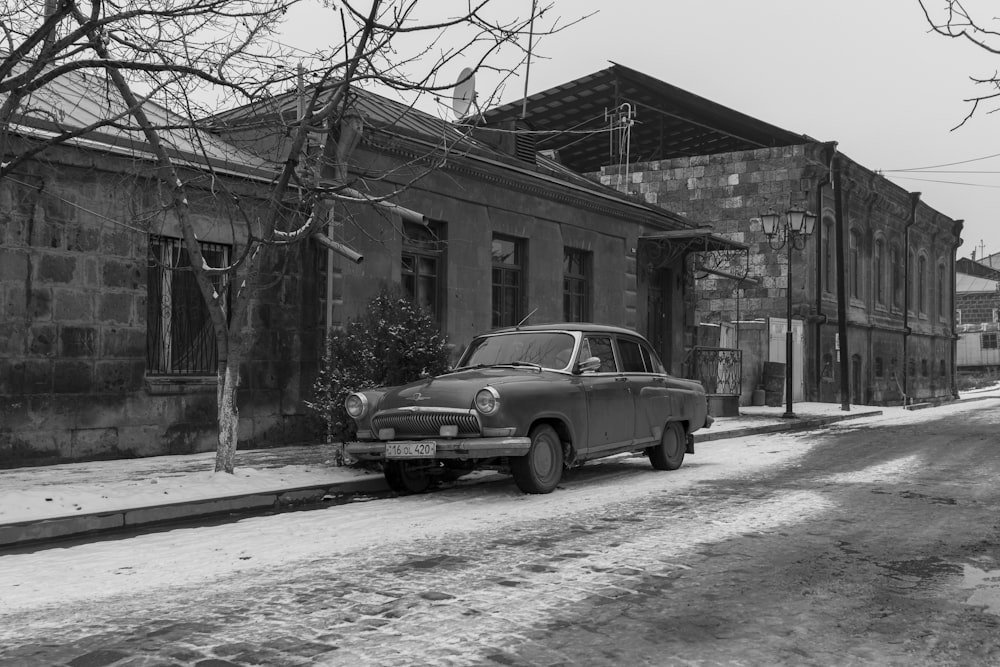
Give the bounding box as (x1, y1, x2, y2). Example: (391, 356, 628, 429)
(951, 219, 965, 399)
(902, 192, 920, 404)
(813, 142, 836, 400)
(833, 156, 850, 410)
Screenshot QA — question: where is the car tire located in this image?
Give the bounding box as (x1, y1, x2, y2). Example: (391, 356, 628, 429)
(384, 460, 431, 494)
(648, 421, 685, 471)
(511, 424, 564, 494)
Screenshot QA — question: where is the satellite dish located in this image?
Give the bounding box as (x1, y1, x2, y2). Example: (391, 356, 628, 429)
(452, 67, 477, 119)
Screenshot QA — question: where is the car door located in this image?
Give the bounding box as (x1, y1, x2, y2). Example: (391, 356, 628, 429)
(616, 335, 659, 446)
(579, 334, 635, 455)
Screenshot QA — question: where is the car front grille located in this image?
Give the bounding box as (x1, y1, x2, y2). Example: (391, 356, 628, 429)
(371, 409, 481, 439)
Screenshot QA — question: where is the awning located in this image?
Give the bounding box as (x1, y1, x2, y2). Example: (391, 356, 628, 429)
(638, 229, 750, 280)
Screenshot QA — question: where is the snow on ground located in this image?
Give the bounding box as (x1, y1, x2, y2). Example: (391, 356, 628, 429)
(0, 393, 996, 615)
(0, 464, 373, 524)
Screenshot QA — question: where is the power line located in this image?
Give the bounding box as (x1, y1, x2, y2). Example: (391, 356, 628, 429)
(888, 175, 1000, 189)
(885, 151, 1000, 172)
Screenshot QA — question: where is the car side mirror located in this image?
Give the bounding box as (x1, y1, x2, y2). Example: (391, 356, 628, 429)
(575, 356, 602, 374)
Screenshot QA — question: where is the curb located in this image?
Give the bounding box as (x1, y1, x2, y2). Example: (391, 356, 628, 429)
(694, 409, 882, 443)
(0, 477, 386, 550)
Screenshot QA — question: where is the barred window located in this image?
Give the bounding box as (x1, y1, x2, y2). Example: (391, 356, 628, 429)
(147, 235, 230, 375)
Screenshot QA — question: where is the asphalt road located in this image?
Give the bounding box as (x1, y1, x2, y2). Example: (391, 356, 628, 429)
(1, 401, 999, 666)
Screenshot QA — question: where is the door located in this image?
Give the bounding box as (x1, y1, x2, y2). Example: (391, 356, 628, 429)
(580, 334, 635, 455)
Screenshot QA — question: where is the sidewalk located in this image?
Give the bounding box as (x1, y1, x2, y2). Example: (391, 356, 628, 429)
(1, 393, 996, 549)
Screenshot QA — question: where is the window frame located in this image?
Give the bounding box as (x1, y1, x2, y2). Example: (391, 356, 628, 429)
(401, 221, 446, 324)
(491, 234, 526, 329)
(147, 235, 230, 376)
(563, 247, 592, 323)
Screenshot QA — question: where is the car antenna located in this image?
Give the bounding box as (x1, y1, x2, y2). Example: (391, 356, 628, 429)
(516, 308, 538, 330)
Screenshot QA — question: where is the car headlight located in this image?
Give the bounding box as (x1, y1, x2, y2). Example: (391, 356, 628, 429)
(474, 386, 500, 415)
(345, 393, 369, 419)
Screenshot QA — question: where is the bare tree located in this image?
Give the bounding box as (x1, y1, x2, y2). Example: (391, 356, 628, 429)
(0, 0, 578, 472)
(919, 0, 1000, 128)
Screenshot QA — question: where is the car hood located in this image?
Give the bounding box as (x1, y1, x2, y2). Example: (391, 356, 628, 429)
(376, 367, 555, 411)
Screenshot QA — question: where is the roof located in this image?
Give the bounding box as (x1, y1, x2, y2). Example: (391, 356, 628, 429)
(485, 323, 645, 337)
(213, 82, 701, 230)
(481, 62, 811, 174)
(3, 69, 275, 180)
(957, 273, 999, 293)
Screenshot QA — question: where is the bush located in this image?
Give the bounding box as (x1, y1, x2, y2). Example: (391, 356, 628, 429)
(308, 288, 451, 463)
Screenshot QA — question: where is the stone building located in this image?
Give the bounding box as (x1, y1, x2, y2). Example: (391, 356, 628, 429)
(0, 73, 311, 465)
(2, 73, 720, 465)
(483, 64, 964, 406)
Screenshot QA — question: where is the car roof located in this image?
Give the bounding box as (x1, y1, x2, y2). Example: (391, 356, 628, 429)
(483, 322, 648, 338)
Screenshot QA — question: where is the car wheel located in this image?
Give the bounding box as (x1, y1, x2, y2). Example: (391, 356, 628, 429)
(511, 424, 564, 494)
(648, 421, 685, 471)
(384, 460, 431, 494)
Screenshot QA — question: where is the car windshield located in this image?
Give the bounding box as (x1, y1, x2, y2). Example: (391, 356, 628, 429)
(458, 332, 576, 370)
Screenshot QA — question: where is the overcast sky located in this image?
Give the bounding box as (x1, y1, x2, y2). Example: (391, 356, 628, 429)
(287, 1, 1000, 259)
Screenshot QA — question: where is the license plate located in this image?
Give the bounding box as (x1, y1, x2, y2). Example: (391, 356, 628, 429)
(385, 441, 437, 459)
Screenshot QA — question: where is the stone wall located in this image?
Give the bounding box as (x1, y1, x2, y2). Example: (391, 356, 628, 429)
(0, 148, 313, 466)
(593, 144, 961, 406)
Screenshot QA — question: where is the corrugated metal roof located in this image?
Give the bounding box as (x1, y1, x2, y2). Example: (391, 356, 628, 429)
(3, 69, 275, 179)
(957, 272, 999, 293)
(481, 62, 811, 174)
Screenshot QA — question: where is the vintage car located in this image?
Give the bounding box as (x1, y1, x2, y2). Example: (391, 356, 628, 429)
(344, 323, 713, 494)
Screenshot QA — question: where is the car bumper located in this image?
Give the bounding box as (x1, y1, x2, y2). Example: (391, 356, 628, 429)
(346, 437, 532, 460)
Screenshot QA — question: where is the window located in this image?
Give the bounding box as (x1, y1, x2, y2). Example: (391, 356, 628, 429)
(849, 229, 861, 299)
(580, 335, 617, 372)
(908, 249, 915, 312)
(891, 244, 903, 309)
(918, 255, 927, 314)
(921, 359, 929, 376)
(874, 357, 883, 378)
(491, 235, 525, 328)
(874, 239, 884, 305)
(147, 235, 230, 375)
(402, 222, 445, 323)
(563, 248, 591, 322)
(617, 338, 646, 372)
(937, 264, 946, 319)
(823, 219, 834, 293)
(983, 332, 999, 350)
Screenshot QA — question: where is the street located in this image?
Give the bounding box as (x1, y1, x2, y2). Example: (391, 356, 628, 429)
(1, 400, 999, 666)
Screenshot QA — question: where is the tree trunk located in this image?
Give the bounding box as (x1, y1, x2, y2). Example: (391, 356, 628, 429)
(214, 360, 241, 473)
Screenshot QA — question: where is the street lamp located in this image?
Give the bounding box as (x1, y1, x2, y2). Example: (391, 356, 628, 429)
(758, 205, 817, 418)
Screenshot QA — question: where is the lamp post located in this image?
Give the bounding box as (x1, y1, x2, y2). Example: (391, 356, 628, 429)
(758, 205, 817, 418)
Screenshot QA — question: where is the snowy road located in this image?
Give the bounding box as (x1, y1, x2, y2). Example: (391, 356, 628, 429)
(1, 401, 999, 666)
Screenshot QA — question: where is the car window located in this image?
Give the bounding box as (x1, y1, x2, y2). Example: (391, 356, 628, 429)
(459, 332, 575, 370)
(582, 335, 617, 372)
(641, 343, 666, 374)
(617, 338, 647, 373)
